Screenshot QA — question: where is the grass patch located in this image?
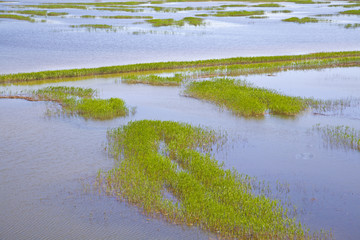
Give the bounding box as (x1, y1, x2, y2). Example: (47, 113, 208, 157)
(249, 15, 268, 19)
(0, 14, 35, 22)
(282, 17, 319, 23)
(146, 17, 204, 27)
(81, 15, 96, 18)
(340, 9, 360, 15)
(314, 124, 360, 151)
(47, 12, 68, 16)
(102, 120, 309, 239)
(29, 86, 128, 120)
(184, 78, 306, 117)
(103, 15, 153, 19)
(70, 24, 113, 29)
(252, 3, 284, 7)
(272, 10, 292, 13)
(122, 74, 183, 86)
(15, 10, 48, 16)
(344, 23, 360, 28)
(220, 4, 247, 8)
(1, 51, 359, 84)
(214, 10, 264, 17)
(25, 4, 87, 9)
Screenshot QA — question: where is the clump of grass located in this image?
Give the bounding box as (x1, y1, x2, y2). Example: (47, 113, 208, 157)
(70, 24, 113, 29)
(25, 4, 87, 9)
(195, 14, 209, 17)
(146, 17, 204, 27)
(340, 9, 360, 15)
(252, 3, 284, 7)
(214, 10, 264, 17)
(282, 17, 319, 23)
(220, 4, 247, 8)
(15, 10, 48, 16)
(102, 120, 309, 239)
(122, 74, 183, 86)
(81, 15, 96, 18)
(249, 15, 268, 19)
(33, 86, 128, 120)
(272, 10, 292, 13)
(182, 17, 204, 26)
(313, 124, 360, 151)
(103, 15, 153, 19)
(0, 14, 35, 22)
(184, 78, 306, 117)
(47, 12, 68, 16)
(344, 23, 360, 29)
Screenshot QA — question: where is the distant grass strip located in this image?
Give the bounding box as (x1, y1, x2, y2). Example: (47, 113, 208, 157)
(214, 10, 264, 17)
(340, 9, 360, 15)
(103, 15, 152, 19)
(1, 51, 359, 84)
(146, 17, 204, 27)
(0, 14, 35, 22)
(1, 86, 129, 120)
(103, 120, 309, 239)
(122, 74, 183, 86)
(344, 23, 360, 29)
(25, 4, 87, 9)
(184, 78, 306, 116)
(282, 17, 319, 23)
(70, 24, 113, 29)
(252, 3, 283, 7)
(314, 124, 360, 151)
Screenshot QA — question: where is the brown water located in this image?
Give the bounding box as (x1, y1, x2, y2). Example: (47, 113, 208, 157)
(1, 67, 360, 239)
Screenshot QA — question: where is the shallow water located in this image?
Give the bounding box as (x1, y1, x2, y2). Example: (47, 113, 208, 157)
(0, 0, 360, 74)
(1, 67, 360, 239)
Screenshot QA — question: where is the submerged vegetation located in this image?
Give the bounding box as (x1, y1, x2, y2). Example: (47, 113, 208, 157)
(314, 124, 360, 151)
(184, 78, 306, 116)
(1, 51, 359, 84)
(70, 24, 114, 30)
(102, 120, 310, 239)
(282, 17, 319, 23)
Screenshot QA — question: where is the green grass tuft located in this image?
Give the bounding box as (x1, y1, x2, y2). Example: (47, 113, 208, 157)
(282, 17, 319, 23)
(340, 9, 360, 15)
(122, 74, 183, 86)
(214, 10, 264, 17)
(184, 78, 306, 117)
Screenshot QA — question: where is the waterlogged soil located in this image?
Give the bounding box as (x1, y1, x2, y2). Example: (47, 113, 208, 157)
(1, 0, 360, 74)
(1, 67, 360, 239)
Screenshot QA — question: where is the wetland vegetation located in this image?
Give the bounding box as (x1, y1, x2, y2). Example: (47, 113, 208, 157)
(0, 86, 129, 120)
(0, 14, 35, 22)
(314, 124, 360, 151)
(282, 17, 319, 23)
(184, 78, 306, 117)
(121, 74, 183, 86)
(1, 51, 358, 84)
(102, 120, 312, 239)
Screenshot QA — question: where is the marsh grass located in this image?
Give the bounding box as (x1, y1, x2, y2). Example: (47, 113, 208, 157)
(313, 124, 360, 151)
(184, 78, 306, 117)
(344, 23, 360, 28)
(102, 120, 310, 239)
(282, 17, 319, 23)
(252, 3, 284, 7)
(1, 51, 359, 84)
(214, 10, 264, 17)
(103, 15, 153, 19)
(272, 10, 292, 13)
(146, 17, 204, 27)
(0, 14, 35, 22)
(340, 9, 360, 15)
(70, 24, 116, 31)
(14, 86, 130, 120)
(122, 73, 183, 86)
